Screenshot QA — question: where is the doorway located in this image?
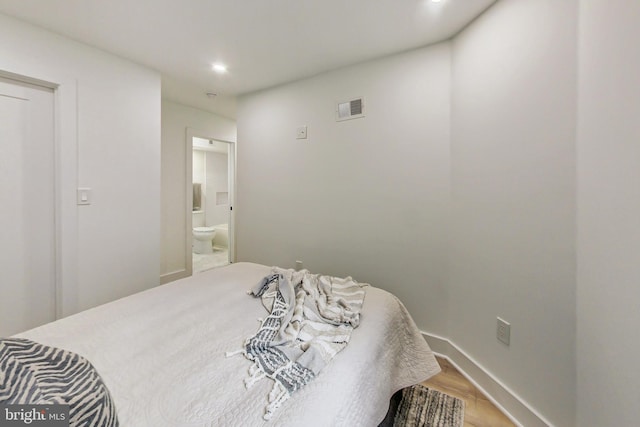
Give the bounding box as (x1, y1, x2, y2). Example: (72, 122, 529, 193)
(0, 75, 56, 336)
(186, 130, 235, 275)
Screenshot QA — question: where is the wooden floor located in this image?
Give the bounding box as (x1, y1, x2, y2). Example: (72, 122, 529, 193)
(421, 357, 516, 427)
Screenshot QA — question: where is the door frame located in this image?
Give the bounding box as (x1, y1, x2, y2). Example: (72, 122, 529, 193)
(0, 69, 79, 319)
(185, 127, 236, 277)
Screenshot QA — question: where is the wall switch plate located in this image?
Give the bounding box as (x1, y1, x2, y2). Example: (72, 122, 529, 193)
(497, 317, 510, 346)
(77, 188, 92, 205)
(296, 126, 308, 139)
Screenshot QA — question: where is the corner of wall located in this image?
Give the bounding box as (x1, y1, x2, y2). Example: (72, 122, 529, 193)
(422, 332, 553, 427)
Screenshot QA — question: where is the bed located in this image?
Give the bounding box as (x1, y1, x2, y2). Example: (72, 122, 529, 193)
(9, 262, 440, 426)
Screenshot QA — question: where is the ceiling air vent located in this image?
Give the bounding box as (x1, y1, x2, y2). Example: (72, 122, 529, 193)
(336, 97, 365, 121)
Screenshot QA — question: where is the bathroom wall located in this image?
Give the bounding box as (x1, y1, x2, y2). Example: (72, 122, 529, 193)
(205, 151, 229, 227)
(192, 149, 228, 228)
(0, 13, 161, 315)
(193, 150, 206, 210)
(161, 100, 236, 281)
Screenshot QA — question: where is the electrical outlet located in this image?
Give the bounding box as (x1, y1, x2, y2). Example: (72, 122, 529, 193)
(295, 260, 303, 271)
(497, 317, 510, 346)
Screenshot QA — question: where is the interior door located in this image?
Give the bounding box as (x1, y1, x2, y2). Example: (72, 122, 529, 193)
(0, 76, 56, 336)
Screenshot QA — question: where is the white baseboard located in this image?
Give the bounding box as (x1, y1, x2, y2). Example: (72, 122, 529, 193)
(422, 332, 553, 427)
(160, 269, 189, 284)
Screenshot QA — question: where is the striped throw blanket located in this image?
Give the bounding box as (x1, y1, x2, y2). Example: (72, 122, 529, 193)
(0, 338, 119, 427)
(229, 268, 368, 420)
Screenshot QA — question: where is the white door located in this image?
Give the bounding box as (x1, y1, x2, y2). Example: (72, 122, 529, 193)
(0, 76, 56, 336)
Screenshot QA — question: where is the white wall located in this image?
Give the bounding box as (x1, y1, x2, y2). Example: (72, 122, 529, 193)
(205, 152, 229, 226)
(193, 150, 206, 223)
(161, 100, 236, 279)
(238, 1, 583, 425)
(238, 43, 452, 338)
(449, 1, 577, 425)
(0, 13, 161, 314)
(576, 1, 640, 426)
(193, 150, 206, 191)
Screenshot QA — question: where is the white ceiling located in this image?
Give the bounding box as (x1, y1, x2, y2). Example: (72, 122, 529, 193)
(0, 0, 496, 119)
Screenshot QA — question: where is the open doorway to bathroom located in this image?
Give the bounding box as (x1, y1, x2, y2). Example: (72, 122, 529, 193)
(187, 130, 235, 275)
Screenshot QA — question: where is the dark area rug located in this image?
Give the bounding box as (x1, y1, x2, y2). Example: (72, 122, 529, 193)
(378, 384, 465, 427)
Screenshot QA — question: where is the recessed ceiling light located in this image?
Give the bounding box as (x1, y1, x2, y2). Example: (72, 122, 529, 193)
(212, 63, 227, 74)
(431, 0, 442, 2)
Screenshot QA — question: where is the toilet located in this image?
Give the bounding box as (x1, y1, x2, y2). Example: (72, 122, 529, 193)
(193, 226, 216, 254)
(192, 211, 216, 254)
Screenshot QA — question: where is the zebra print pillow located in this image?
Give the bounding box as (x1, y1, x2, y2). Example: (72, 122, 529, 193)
(0, 338, 119, 427)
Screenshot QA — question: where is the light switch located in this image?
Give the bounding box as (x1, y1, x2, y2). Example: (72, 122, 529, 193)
(296, 126, 308, 139)
(77, 188, 92, 205)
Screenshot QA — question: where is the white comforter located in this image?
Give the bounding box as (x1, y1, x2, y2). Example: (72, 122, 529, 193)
(16, 262, 440, 426)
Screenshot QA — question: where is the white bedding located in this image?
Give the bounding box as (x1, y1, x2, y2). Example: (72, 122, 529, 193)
(16, 262, 440, 426)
